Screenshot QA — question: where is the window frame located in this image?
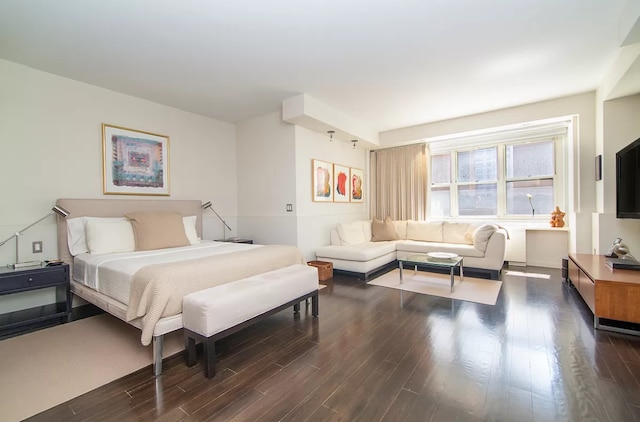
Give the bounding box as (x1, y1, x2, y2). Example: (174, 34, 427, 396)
(427, 120, 568, 220)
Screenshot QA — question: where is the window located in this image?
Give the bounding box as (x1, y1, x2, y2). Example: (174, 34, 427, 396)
(428, 120, 567, 219)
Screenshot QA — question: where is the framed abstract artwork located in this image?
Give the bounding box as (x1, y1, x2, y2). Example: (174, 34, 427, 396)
(333, 164, 350, 203)
(350, 167, 364, 203)
(312, 159, 333, 202)
(102, 124, 170, 196)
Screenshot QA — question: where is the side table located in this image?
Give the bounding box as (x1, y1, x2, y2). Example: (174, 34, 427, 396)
(214, 238, 253, 244)
(0, 263, 71, 338)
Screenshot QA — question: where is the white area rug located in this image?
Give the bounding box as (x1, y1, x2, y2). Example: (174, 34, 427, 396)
(0, 313, 183, 422)
(368, 268, 502, 305)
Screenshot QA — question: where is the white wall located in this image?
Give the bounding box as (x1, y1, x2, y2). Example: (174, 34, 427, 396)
(236, 112, 298, 245)
(236, 113, 368, 261)
(0, 59, 236, 310)
(593, 93, 640, 255)
(294, 126, 368, 260)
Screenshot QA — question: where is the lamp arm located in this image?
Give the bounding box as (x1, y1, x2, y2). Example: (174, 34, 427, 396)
(0, 211, 55, 247)
(207, 207, 232, 231)
(0, 233, 17, 247)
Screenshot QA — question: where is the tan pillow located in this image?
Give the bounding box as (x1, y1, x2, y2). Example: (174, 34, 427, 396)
(371, 217, 398, 242)
(126, 212, 190, 251)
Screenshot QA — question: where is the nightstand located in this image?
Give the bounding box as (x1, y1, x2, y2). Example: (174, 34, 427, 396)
(214, 238, 253, 244)
(0, 263, 71, 338)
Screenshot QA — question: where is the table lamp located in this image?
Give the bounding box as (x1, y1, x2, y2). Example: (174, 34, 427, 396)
(202, 201, 232, 240)
(0, 205, 70, 268)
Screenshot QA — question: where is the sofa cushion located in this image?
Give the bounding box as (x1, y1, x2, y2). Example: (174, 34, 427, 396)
(394, 220, 408, 239)
(443, 222, 477, 245)
(337, 221, 368, 245)
(372, 217, 398, 242)
(406, 221, 443, 242)
(472, 224, 498, 252)
(395, 240, 485, 258)
(316, 242, 397, 261)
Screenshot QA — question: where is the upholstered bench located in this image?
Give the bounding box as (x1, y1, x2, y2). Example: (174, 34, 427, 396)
(182, 264, 319, 378)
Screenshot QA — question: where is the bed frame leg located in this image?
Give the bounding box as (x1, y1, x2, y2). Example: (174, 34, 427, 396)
(312, 292, 319, 317)
(153, 335, 164, 376)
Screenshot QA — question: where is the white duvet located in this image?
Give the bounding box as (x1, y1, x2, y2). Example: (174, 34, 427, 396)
(72, 241, 258, 305)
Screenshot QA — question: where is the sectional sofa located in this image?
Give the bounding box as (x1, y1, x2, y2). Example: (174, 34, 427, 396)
(315, 218, 508, 280)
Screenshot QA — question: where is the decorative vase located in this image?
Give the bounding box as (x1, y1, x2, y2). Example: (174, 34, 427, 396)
(550, 206, 565, 227)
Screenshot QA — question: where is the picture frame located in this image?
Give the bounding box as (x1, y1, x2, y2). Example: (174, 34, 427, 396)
(312, 159, 333, 202)
(350, 167, 364, 203)
(102, 124, 170, 196)
(333, 164, 350, 202)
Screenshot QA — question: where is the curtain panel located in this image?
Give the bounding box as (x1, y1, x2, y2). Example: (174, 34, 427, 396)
(370, 143, 428, 221)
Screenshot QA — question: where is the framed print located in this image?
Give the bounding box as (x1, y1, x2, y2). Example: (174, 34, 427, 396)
(333, 164, 350, 202)
(102, 124, 170, 196)
(350, 167, 364, 203)
(312, 159, 333, 202)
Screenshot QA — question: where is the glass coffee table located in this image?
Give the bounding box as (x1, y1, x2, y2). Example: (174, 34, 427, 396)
(398, 252, 464, 293)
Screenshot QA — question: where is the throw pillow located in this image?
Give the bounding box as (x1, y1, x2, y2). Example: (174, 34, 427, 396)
(336, 221, 367, 245)
(85, 219, 136, 255)
(371, 217, 398, 242)
(126, 212, 190, 251)
(473, 224, 498, 252)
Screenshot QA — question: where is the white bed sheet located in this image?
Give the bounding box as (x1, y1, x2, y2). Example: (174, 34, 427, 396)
(72, 241, 259, 305)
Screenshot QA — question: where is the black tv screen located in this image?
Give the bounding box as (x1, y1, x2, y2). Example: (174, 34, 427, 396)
(616, 137, 640, 219)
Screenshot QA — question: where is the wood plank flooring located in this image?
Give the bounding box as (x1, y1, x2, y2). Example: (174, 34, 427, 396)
(27, 265, 640, 421)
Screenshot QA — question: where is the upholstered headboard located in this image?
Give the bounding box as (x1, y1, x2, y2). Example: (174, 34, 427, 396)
(56, 198, 203, 265)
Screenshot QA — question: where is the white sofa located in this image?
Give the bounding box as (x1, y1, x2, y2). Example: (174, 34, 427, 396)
(315, 219, 508, 280)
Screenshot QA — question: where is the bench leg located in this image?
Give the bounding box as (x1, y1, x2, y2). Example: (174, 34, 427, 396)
(312, 293, 319, 317)
(185, 333, 196, 367)
(203, 339, 216, 379)
(293, 302, 300, 313)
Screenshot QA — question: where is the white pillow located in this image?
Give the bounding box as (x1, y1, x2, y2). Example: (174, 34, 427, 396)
(66, 216, 130, 256)
(183, 215, 200, 245)
(336, 221, 367, 245)
(472, 224, 498, 252)
(66, 217, 89, 256)
(443, 222, 477, 245)
(85, 219, 136, 255)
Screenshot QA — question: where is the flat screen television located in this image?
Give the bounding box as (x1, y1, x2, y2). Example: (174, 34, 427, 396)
(616, 137, 640, 219)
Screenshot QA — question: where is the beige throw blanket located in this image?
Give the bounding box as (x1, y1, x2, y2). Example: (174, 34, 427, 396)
(125, 244, 306, 345)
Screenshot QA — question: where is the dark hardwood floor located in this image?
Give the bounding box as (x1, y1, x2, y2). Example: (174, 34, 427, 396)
(28, 265, 640, 422)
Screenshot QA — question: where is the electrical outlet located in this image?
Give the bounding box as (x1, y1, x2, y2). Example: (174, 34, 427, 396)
(32, 241, 43, 253)
(286, 204, 293, 212)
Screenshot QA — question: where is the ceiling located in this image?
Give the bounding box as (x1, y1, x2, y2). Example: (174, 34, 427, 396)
(0, 0, 635, 133)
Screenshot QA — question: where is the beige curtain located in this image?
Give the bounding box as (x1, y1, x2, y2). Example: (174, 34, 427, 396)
(370, 143, 428, 220)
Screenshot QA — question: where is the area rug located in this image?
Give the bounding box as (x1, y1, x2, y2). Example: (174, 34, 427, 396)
(0, 313, 183, 422)
(368, 269, 502, 305)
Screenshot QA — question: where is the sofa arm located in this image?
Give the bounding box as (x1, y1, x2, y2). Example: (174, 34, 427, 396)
(482, 229, 507, 269)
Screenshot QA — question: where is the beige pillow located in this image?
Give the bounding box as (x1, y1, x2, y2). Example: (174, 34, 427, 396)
(126, 212, 190, 251)
(371, 217, 399, 242)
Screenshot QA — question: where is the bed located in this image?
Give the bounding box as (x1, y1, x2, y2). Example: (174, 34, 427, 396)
(56, 198, 305, 375)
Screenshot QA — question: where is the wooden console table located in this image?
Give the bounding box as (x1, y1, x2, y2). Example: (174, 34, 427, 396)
(568, 253, 640, 334)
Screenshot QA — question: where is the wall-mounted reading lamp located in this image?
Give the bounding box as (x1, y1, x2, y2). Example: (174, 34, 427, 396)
(202, 201, 232, 240)
(0, 205, 70, 268)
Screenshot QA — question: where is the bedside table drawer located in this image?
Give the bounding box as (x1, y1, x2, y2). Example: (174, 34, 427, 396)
(0, 267, 68, 293)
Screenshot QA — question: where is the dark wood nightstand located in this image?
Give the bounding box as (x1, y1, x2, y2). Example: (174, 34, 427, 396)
(0, 263, 71, 338)
(214, 238, 253, 244)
